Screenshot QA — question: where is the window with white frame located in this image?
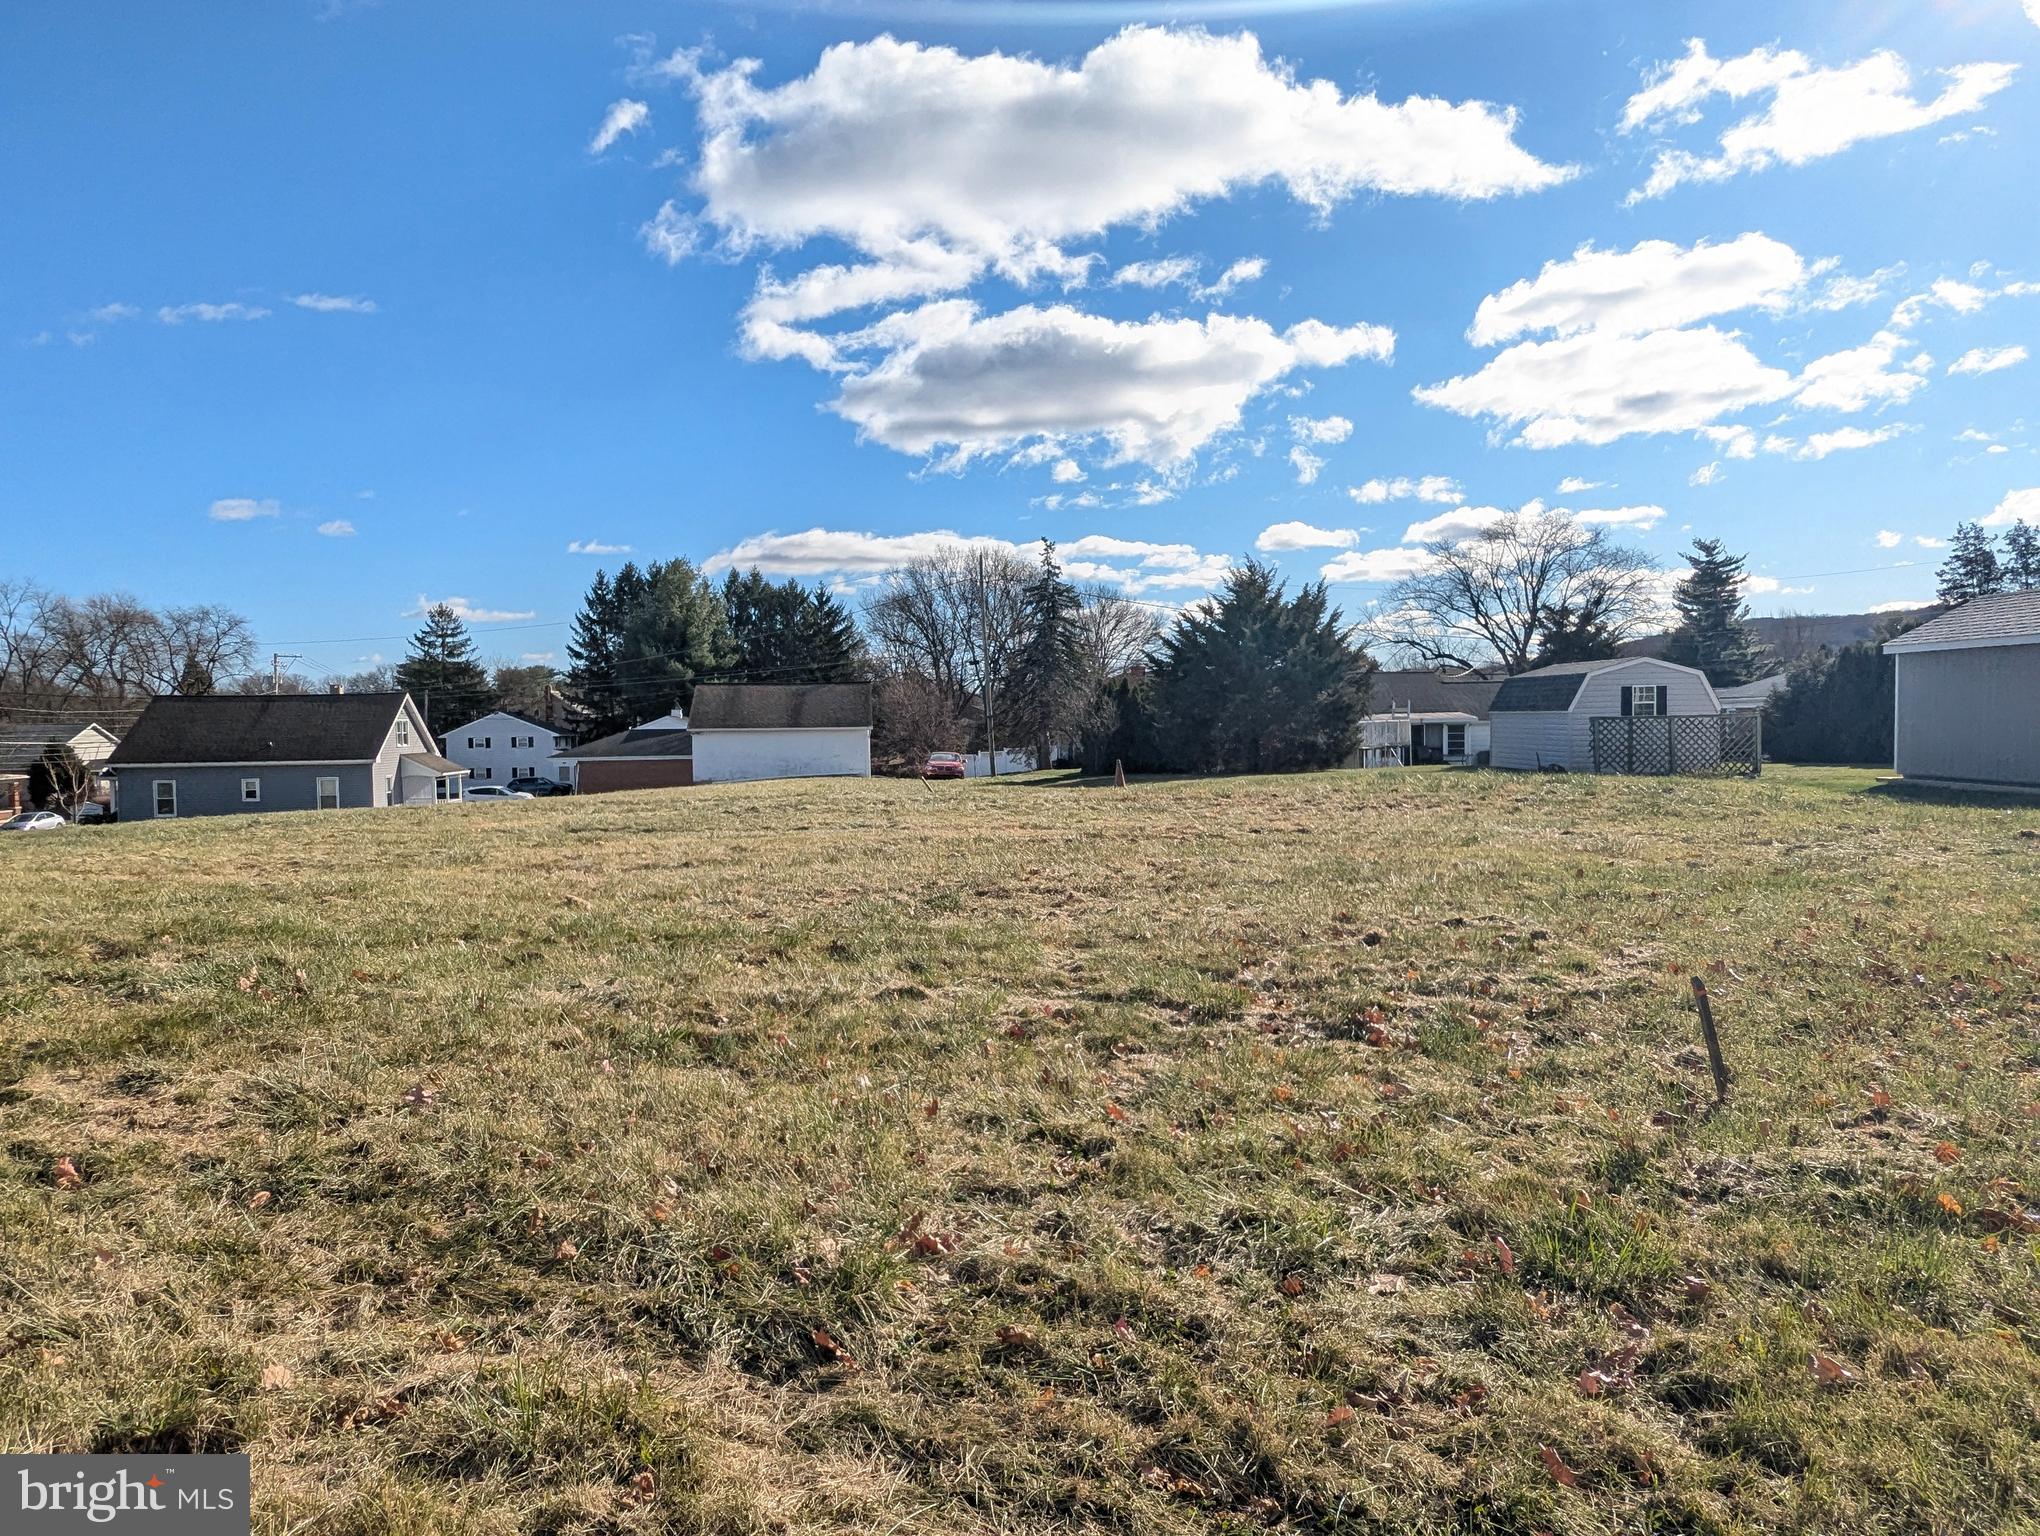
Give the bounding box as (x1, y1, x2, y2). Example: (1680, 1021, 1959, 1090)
(241, 778, 261, 803)
(1632, 685, 1665, 718)
(395, 718, 410, 746)
(154, 780, 177, 818)
(481, 766, 492, 779)
(1445, 724, 1467, 758)
(316, 776, 340, 810)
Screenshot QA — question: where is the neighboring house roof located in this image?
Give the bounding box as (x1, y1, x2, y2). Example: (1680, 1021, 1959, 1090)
(444, 708, 570, 737)
(0, 723, 119, 772)
(400, 751, 468, 775)
(1490, 657, 1713, 713)
(106, 692, 420, 765)
(557, 727, 693, 761)
(690, 682, 873, 730)
(1715, 673, 1789, 709)
(1882, 591, 2040, 653)
(1363, 669, 1503, 720)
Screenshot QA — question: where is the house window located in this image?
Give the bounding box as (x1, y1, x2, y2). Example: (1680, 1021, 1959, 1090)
(466, 737, 475, 749)
(482, 736, 492, 749)
(386, 775, 396, 801)
(481, 766, 492, 780)
(153, 780, 177, 818)
(1633, 685, 1665, 718)
(241, 778, 261, 803)
(316, 776, 340, 810)
(396, 719, 410, 747)
(1445, 724, 1467, 758)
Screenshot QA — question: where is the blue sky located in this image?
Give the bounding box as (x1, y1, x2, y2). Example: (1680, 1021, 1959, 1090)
(5, 0, 2038, 678)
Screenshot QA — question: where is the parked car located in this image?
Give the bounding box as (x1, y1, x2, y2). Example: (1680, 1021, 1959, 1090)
(504, 776, 573, 797)
(923, 751, 968, 780)
(73, 801, 113, 824)
(1, 810, 67, 832)
(461, 784, 534, 802)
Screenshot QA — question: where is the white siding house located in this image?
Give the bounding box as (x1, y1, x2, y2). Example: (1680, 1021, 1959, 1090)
(689, 683, 872, 784)
(1489, 658, 1722, 772)
(443, 710, 579, 786)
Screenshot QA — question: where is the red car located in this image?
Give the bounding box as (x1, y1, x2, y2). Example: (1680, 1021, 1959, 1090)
(923, 751, 968, 779)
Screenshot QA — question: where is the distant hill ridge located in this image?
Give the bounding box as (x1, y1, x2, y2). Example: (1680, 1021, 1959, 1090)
(1622, 608, 1933, 668)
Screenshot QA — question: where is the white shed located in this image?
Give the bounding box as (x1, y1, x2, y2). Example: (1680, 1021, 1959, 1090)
(1489, 658, 1724, 773)
(689, 683, 872, 784)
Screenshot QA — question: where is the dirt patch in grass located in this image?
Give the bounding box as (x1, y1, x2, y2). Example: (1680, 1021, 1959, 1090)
(2, 766, 2037, 1533)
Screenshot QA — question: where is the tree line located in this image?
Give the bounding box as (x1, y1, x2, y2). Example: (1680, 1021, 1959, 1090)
(0, 579, 259, 720)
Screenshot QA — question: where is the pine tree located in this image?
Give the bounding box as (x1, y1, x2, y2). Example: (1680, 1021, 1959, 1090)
(1936, 522, 2005, 604)
(395, 603, 492, 738)
(1149, 560, 1372, 773)
(1658, 538, 1771, 686)
(1006, 542, 1084, 770)
(1531, 596, 1624, 666)
(614, 559, 734, 720)
(794, 586, 865, 682)
(1999, 521, 2040, 592)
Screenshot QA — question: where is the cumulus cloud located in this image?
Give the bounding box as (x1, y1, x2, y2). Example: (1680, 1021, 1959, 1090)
(1349, 475, 1465, 505)
(1690, 461, 1723, 486)
(567, 539, 633, 554)
(590, 98, 650, 154)
(1256, 520, 1359, 551)
(1875, 529, 1903, 548)
(1289, 414, 1353, 444)
(816, 301, 1392, 468)
(159, 302, 269, 324)
(1791, 330, 1932, 412)
(1556, 476, 1603, 494)
(1699, 424, 1758, 459)
(1319, 545, 1441, 583)
(1621, 39, 2016, 200)
(1289, 446, 1326, 484)
(407, 595, 538, 623)
(1050, 458, 1085, 483)
(702, 526, 1233, 594)
(290, 293, 377, 314)
(1467, 233, 1807, 345)
(316, 519, 356, 537)
(1109, 256, 1199, 290)
(1948, 344, 2027, 376)
(208, 497, 281, 522)
(1317, 497, 1664, 585)
(1982, 487, 2039, 527)
(1795, 423, 1912, 459)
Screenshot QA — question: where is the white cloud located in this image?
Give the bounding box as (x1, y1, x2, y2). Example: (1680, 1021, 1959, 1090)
(1256, 520, 1359, 551)
(1948, 344, 2027, 376)
(1792, 330, 1932, 412)
(1556, 476, 1603, 494)
(1875, 530, 1903, 548)
(87, 302, 137, 324)
(1795, 423, 1912, 459)
(159, 302, 269, 324)
(662, 26, 1571, 315)
(1914, 535, 1945, 548)
(2029, 0, 2040, 31)
(1400, 503, 1517, 544)
(1200, 257, 1267, 299)
(1288, 446, 1326, 484)
(1571, 504, 1667, 530)
(1956, 427, 1996, 443)
(1987, 444, 2011, 455)
(1418, 324, 1795, 448)
(1690, 461, 1723, 486)
(208, 497, 281, 522)
(1317, 498, 1660, 585)
(818, 302, 1392, 468)
(702, 526, 1233, 595)
(640, 201, 701, 265)
(1320, 546, 1442, 583)
(290, 293, 377, 314)
(408, 595, 538, 623)
(1468, 233, 1807, 345)
(519, 652, 557, 665)
(1110, 256, 1199, 290)
(590, 97, 650, 155)
(1050, 458, 1085, 483)
(1700, 424, 1758, 459)
(1349, 475, 1464, 505)
(1622, 39, 2016, 200)
(1982, 487, 2040, 527)
(316, 519, 356, 537)
(567, 539, 633, 554)
(1289, 414, 1353, 444)
(1807, 264, 1904, 312)
(1867, 598, 1927, 613)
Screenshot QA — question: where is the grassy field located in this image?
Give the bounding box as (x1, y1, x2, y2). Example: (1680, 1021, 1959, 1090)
(2, 766, 2036, 1534)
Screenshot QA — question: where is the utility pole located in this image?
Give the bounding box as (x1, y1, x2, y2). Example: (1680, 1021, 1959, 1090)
(269, 653, 303, 694)
(974, 550, 999, 776)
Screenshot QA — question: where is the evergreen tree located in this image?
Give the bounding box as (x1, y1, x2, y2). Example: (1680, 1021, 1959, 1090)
(1936, 522, 2005, 604)
(793, 586, 865, 682)
(1148, 561, 1372, 774)
(721, 569, 866, 683)
(1006, 541, 1084, 768)
(1531, 595, 1624, 666)
(395, 604, 492, 738)
(613, 559, 734, 720)
(1999, 521, 2040, 592)
(1659, 538, 1770, 685)
(1763, 642, 1896, 766)
(565, 563, 653, 733)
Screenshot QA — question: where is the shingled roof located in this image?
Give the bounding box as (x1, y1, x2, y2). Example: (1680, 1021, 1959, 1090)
(1363, 670, 1504, 721)
(689, 683, 872, 731)
(106, 693, 418, 766)
(559, 727, 692, 760)
(1488, 660, 1634, 713)
(1882, 591, 2040, 652)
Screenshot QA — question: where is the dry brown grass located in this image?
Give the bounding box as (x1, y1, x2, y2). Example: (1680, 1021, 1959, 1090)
(2, 765, 2037, 1534)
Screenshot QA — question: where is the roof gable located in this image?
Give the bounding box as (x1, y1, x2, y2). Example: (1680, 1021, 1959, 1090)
(690, 683, 873, 731)
(1883, 591, 2040, 653)
(106, 693, 417, 766)
(444, 708, 569, 737)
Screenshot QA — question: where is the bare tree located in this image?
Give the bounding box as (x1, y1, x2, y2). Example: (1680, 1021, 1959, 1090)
(151, 604, 259, 694)
(1366, 509, 1659, 674)
(871, 669, 971, 772)
(861, 545, 1034, 737)
(1071, 585, 1162, 677)
(0, 579, 71, 713)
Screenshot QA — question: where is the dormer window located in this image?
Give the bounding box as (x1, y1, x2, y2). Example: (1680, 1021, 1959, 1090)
(396, 718, 411, 746)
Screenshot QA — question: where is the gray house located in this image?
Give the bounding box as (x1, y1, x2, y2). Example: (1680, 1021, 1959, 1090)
(104, 691, 467, 820)
(1489, 657, 1738, 773)
(1883, 590, 2040, 793)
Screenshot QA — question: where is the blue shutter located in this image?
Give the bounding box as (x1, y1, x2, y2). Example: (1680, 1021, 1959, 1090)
(1619, 685, 1633, 717)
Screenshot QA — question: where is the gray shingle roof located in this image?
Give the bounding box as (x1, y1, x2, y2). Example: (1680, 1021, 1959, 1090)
(1882, 591, 2040, 651)
(1490, 658, 1649, 713)
(106, 693, 416, 765)
(689, 683, 872, 731)
(558, 728, 692, 760)
(1363, 670, 1504, 721)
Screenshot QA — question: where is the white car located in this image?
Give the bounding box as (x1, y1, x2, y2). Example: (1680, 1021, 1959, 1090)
(1, 811, 67, 832)
(460, 784, 533, 802)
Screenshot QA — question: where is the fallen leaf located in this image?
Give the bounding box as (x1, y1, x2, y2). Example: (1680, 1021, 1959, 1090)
(1540, 1445, 1580, 1488)
(631, 1470, 656, 1503)
(1280, 1274, 1305, 1297)
(246, 1190, 273, 1210)
(1105, 1101, 1129, 1123)
(1493, 1236, 1516, 1277)
(1682, 1274, 1713, 1301)
(259, 1363, 294, 1392)
(1325, 1404, 1356, 1427)
(1810, 1353, 1859, 1388)
(553, 1239, 579, 1260)
(1937, 1191, 1964, 1216)
(1367, 1272, 1406, 1295)
(1933, 1140, 1961, 1165)
(52, 1157, 83, 1190)
(647, 1200, 673, 1224)
(811, 1327, 857, 1368)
